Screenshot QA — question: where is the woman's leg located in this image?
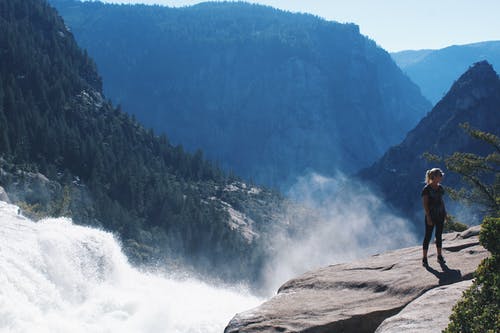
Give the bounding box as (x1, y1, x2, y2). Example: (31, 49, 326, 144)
(422, 217, 434, 259)
(435, 220, 445, 259)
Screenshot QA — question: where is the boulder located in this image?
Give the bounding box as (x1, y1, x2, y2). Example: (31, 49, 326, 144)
(375, 280, 472, 333)
(0, 186, 10, 203)
(225, 228, 488, 333)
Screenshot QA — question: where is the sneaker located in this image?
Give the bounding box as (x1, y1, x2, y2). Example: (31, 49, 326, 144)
(437, 255, 446, 263)
(422, 257, 428, 266)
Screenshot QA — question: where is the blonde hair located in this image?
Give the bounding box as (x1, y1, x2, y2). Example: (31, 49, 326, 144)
(425, 168, 444, 185)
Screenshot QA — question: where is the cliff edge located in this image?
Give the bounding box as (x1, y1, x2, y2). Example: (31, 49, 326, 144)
(225, 226, 487, 332)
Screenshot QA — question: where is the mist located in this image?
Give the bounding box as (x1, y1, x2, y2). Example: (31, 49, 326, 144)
(261, 172, 418, 293)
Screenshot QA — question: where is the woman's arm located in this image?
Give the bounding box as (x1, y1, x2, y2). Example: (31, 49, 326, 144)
(443, 201, 448, 221)
(440, 186, 448, 221)
(422, 195, 433, 226)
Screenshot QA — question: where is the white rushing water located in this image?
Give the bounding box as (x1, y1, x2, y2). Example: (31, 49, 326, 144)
(0, 201, 261, 333)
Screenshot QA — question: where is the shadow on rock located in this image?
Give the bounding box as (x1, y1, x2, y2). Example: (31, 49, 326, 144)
(423, 261, 462, 285)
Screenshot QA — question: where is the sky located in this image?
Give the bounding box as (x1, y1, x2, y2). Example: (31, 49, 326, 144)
(90, 0, 500, 52)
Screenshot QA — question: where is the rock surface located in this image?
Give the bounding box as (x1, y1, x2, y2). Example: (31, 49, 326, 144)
(0, 186, 10, 203)
(375, 280, 472, 333)
(225, 226, 487, 333)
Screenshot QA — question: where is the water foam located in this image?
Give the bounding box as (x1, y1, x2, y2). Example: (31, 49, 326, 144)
(0, 201, 261, 333)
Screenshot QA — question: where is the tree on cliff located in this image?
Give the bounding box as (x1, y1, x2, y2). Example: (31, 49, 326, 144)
(444, 126, 499, 333)
(445, 123, 500, 217)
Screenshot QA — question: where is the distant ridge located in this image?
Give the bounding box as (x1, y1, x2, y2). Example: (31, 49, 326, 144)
(359, 61, 500, 226)
(392, 41, 500, 104)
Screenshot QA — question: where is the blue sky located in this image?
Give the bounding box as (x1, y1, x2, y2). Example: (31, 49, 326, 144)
(88, 0, 500, 52)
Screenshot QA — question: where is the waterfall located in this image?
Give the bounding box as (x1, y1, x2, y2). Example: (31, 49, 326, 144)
(0, 201, 260, 333)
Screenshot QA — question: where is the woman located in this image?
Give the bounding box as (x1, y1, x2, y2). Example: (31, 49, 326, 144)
(421, 168, 447, 265)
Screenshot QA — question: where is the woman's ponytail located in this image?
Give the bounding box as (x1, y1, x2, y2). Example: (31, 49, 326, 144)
(425, 169, 431, 185)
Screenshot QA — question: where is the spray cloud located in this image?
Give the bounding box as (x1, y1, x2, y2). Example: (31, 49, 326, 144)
(262, 171, 418, 293)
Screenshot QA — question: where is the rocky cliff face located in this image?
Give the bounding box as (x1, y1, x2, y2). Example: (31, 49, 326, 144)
(0, 157, 100, 225)
(225, 226, 487, 332)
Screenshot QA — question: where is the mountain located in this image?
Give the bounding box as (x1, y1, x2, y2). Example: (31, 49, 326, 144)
(392, 41, 500, 105)
(0, 0, 291, 284)
(358, 61, 500, 227)
(49, 0, 431, 189)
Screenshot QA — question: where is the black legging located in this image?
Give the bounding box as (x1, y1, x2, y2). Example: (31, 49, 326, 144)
(423, 216, 444, 250)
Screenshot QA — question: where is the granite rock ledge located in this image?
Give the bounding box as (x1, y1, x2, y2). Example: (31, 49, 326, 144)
(225, 226, 487, 333)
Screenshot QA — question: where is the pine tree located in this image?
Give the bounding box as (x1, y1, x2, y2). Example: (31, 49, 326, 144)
(444, 126, 500, 333)
(444, 123, 500, 217)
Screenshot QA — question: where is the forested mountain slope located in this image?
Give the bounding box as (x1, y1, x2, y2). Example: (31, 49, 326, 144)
(50, 0, 431, 189)
(0, 0, 290, 284)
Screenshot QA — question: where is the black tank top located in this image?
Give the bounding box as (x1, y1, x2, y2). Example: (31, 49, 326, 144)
(421, 184, 446, 221)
